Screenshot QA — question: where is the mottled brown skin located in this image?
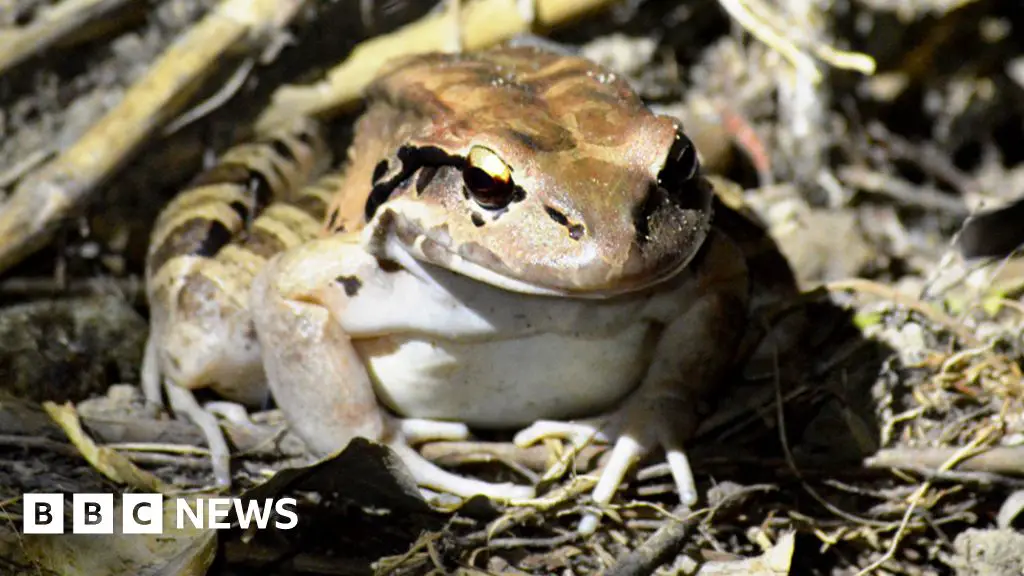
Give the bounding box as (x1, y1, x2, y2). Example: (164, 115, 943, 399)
(327, 46, 713, 296)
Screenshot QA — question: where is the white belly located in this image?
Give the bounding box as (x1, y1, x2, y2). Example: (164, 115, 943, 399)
(355, 322, 655, 428)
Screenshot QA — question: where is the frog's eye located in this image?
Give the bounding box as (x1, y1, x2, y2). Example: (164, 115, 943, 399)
(464, 145, 515, 209)
(657, 131, 699, 191)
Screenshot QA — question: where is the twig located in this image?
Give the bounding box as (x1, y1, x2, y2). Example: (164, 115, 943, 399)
(486, 532, 579, 549)
(714, 0, 874, 86)
(865, 446, 1024, 476)
(255, 0, 621, 130)
(866, 123, 976, 196)
(120, 451, 212, 470)
(419, 440, 605, 473)
(0, 276, 144, 300)
(0, 0, 143, 76)
(838, 165, 971, 216)
(0, 149, 53, 189)
(603, 503, 701, 576)
(0, 0, 309, 275)
(162, 57, 256, 137)
(0, 433, 80, 457)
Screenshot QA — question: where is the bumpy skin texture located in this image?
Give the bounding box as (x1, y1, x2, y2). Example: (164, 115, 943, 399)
(145, 44, 800, 532)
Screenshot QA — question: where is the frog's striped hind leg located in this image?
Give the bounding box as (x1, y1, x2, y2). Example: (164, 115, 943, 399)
(143, 117, 336, 486)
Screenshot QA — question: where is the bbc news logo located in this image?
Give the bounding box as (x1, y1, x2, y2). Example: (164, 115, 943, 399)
(22, 493, 298, 534)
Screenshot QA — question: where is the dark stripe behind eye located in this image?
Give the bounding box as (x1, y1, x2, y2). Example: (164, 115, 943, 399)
(365, 145, 456, 220)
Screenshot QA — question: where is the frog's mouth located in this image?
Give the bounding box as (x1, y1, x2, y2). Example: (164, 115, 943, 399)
(364, 204, 700, 300)
(365, 205, 583, 297)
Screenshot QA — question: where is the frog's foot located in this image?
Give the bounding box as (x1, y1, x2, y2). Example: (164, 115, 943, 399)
(164, 384, 234, 487)
(392, 417, 536, 501)
(204, 400, 266, 435)
(399, 418, 471, 443)
(389, 440, 536, 501)
(514, 397, 698, 534)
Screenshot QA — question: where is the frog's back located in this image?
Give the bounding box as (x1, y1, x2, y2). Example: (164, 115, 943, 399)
(369, 45, 653, 148)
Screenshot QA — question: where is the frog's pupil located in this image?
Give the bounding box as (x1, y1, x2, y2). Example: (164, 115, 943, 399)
(657, 132, 699, 191)
(464, 165, 512, 208)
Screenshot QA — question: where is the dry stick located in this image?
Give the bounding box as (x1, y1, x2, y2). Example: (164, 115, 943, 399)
(715, 0, 874, 86)
(0, 0, 142, 76)
(255, 0, 622, 131)
(602, 503, 701, 576)
(865, 446, 1024, 476)
(838, 165, 971, 216)
(0, 0, 308, 275)
(0, 276, 144, 300)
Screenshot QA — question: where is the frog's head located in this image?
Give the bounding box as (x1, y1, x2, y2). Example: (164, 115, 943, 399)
(361, 47, 713, 298)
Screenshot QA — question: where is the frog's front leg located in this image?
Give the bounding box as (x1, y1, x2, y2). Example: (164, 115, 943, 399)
(515, 230, 750, 533)
(250, 234, 535, 501)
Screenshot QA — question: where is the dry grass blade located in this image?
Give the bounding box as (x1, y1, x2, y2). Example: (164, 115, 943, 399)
(0, 0, 143, 77)
(0, 0, 308, 275)
(255, 0, 621, 130)
(714, 0, 875, 84)
(42, 401, 168, 492)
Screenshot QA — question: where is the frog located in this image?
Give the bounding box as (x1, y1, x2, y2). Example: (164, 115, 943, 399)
(143, 43, 800, 534)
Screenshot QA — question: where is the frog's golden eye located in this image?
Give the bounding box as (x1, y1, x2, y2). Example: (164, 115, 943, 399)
(464, 145, 515, 209)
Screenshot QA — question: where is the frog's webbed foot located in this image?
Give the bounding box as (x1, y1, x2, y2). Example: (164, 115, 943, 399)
(514, 394, 700, 534)
(392, 419, 536, 501)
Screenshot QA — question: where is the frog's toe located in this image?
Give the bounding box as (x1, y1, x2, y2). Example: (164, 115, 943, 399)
(165, 385, 233, 487)
(204, 400, 260, 432)
(515, 408, 700, 534)
(512, 420, 610, 449)
(389, 442, 535, 501)
(399, 418, 471, 443)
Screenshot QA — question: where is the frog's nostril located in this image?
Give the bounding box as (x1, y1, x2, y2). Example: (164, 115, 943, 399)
(544, 205, 585, 241)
